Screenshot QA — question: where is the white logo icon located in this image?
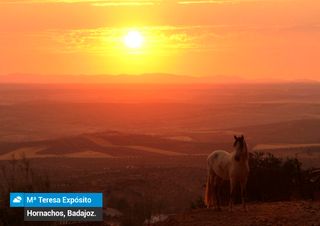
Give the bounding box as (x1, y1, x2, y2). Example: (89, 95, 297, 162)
(13, 196, 22, 203)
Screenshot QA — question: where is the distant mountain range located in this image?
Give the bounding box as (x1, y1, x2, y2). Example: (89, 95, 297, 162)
(0, 73, 245, 84)
(2, 73, 317, 84)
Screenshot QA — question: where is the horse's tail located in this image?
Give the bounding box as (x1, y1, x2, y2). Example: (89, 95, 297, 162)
(204, 169, 215, 208)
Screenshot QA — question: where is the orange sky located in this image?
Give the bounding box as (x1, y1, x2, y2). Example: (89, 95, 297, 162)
(0, 0, 320, 81)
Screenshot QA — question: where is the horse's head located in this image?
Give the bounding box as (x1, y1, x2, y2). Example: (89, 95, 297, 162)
(233, 135, 248, 161)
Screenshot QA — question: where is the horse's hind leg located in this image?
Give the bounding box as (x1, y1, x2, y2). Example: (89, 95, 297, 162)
(204, 170, 216, 208)
(214, 176, 223, 211)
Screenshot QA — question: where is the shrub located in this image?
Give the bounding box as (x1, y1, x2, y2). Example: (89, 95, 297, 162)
(247, 152, 303, 201)
(0, 154, 52, 226)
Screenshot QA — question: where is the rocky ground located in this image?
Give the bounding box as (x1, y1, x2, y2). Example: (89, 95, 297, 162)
(155, 201, 320, 226)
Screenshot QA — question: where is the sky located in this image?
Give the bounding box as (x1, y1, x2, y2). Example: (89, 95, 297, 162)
(0, 0, 320, 81)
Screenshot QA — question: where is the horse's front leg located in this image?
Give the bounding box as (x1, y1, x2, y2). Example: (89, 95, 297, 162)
(229, 179, 236, 212)
(240, 179, 248, 212)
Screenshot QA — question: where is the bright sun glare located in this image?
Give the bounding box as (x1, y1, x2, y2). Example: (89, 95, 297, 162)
(123, 30, 144, 49)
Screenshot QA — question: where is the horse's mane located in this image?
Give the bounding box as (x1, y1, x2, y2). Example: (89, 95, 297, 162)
(233, 137, 244, 150)
(233, 136, 246, 161)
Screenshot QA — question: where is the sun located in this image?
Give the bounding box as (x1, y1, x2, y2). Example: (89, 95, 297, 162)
(123, 30, 144, 49)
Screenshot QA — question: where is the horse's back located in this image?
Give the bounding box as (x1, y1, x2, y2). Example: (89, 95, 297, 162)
(207, 150, 231, 163)
(207, 150, 231, 180)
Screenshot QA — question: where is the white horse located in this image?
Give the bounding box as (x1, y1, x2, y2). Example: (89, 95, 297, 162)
(204, 135, 249, 211)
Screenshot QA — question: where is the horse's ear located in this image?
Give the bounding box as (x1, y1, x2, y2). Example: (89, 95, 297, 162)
(234, 135, 238, 140)
(241, 135, 244, 139)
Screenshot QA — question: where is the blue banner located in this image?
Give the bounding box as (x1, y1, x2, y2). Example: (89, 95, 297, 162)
(10, 193, 103, 208)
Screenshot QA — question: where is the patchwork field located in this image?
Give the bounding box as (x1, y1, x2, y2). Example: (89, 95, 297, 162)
(0, 83, 320, 225)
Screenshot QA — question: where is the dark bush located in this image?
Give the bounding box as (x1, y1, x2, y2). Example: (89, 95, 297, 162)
(247, 152, 303, 201)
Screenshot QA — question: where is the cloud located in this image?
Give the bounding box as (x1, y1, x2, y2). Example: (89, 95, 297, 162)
(282, 24, 320, 33)
(0, 0, 161, 6)
(11, 23, 313, 56)
(26, 25, 227, 55)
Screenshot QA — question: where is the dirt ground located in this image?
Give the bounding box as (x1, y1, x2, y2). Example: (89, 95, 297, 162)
(156, 201, 320, 226)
